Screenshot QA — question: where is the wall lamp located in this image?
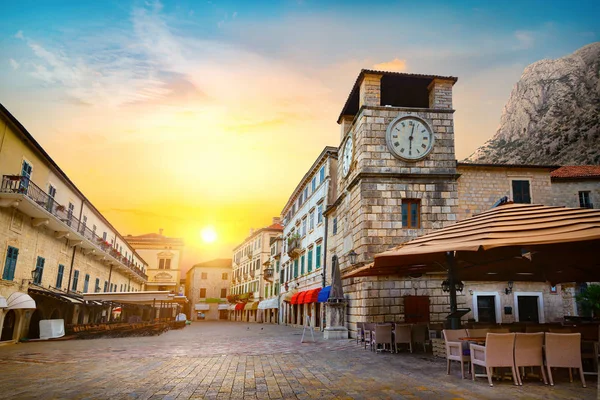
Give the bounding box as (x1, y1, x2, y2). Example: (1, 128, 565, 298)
(348, 250, 358, 265)
(505, 281, 514, 295)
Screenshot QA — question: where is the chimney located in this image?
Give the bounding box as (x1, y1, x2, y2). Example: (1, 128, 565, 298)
(159, 228, 164, 236)
(272, 217, 281, 225)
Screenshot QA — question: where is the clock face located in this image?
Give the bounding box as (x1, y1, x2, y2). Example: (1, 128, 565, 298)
(342, 134, 353, 177)
(386, 116, 434, 161)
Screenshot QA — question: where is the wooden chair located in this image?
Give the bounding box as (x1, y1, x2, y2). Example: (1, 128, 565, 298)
(544, 333, 586, 387)
(363, 323, 375, 350)
(442, 329, 470, 379)
(394, 324, 413, 353)
(467, 328, 490, 338)
(470, 333, 519, 387)
(371, 324, 393, 353)
(356, 322, 364, 345)
(514, 332, 548, 385)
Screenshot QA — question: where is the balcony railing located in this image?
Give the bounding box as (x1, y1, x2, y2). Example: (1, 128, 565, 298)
(1, 175, 148, 281)
(264, 268, 273, 280)
(287, 237, 302, 258)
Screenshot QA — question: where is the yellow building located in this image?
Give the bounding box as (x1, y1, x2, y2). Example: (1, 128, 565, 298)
(186, 259, 232, 321)
(126, 230, 185, 293)
(0, 103, 148, 343)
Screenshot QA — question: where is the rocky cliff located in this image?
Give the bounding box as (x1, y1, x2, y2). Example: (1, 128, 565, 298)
(466, 42, 600, 165)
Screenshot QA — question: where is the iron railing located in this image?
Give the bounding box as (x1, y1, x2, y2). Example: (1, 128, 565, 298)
(1, 175, 147, 281)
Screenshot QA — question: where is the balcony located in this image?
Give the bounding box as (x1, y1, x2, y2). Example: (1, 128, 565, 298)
(0, 175, 148, 283)
(263, 267, 274, 280)
(287, 237, 302, 259)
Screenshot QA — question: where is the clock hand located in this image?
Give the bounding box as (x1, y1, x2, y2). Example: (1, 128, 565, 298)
(409, 124, 415, 155)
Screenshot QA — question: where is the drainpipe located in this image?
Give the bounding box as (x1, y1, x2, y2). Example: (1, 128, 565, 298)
(66, 200, 85, 293)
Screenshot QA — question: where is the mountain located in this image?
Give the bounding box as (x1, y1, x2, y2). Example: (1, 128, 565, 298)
(465, 42, 600, 165)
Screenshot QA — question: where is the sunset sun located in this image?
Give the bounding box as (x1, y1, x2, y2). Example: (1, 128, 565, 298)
(200, 226, 218, 243)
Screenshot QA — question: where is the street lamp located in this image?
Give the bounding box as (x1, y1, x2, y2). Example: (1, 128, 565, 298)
(30, 268, 40, 284)
(348, 250, 358, 265)
(441, 279, 450, 293)
(505, 281, 514, 295)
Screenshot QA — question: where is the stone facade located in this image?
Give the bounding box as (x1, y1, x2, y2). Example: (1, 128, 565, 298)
(551, 180, 600, 209)
(186, 259, 231, 321)
(456, 164, 555, 220)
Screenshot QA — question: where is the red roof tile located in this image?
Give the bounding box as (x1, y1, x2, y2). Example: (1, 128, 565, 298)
(551, 166, 600, 179)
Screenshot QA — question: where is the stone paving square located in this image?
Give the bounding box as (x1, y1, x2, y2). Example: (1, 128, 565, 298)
(0, 321, 596, 399)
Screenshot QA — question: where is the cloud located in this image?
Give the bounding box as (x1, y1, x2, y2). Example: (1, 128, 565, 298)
(514, 30, 535, 49)
(372, 58, 407, 72)
(9, 59, 19, 70)
(14, 30, 23, 39)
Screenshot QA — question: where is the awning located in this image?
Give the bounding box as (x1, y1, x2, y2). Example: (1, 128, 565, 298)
(229, 304, 237, 311)
(244, 301, 259, 310)
(29, 286, 84, 305)
(290, 292, 301, 305)
(303, 288, 322, 304)
(345, 203, 600, 284)
(218, 303, 229, 310)
(317, 286, 331, 303)
(6, 292, 36, 310)
(258, 298, 279, 309)
(0, 295, 7, 309)
(195, 303, 210, 311)
(297, 291, 308, 304)
(282, 291, 295, 302)
(235, 303, 245, 311)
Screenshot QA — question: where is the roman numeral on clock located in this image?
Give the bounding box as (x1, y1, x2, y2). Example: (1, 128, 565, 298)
(394, 142, 400, 147)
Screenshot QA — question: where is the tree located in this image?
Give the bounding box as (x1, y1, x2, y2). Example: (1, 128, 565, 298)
(575, 284, 600, 317)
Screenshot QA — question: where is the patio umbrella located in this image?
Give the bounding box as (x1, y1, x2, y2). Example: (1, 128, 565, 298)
(343, 203, 600, 327)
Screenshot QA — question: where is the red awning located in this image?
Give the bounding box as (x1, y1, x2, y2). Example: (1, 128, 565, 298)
(303, 288, 322, 304)
(298, 291, 309, 304)
(290, 292, 301, 305)
(235, 303, 245, 311)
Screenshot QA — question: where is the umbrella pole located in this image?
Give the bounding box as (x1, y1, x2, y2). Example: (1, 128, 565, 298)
(446, 251, 460, 329)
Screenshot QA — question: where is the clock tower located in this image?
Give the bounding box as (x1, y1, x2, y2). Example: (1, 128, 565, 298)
(325, 70, 459, 324)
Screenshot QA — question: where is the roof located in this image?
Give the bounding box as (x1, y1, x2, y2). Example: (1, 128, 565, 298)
(457, 162, 559, 170)
(337, 69, 458, 123)
(232, 221, 284, 251)
(280, 146, 338, 216)
(0, 103, 147, 266)
(126, 232, 185, 246)
(550, 166, 600, 180)
(344, 203, 600, 284)
(189, 258, 232, 270)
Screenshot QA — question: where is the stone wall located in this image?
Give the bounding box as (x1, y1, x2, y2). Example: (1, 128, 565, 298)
(551, 180, 600, 209)
(456, 165, 554, 220)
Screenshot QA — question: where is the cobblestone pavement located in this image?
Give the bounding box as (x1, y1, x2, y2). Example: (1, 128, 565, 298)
(0, 321, 596, 399)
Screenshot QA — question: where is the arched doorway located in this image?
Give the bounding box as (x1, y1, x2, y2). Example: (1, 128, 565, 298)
(1, 310, 16, 341)
(28, 309, 42, 339)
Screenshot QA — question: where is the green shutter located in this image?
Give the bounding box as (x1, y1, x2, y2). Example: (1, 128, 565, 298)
(308, 249, 313, 272)
(301, 255, 305, 275)
(294, 259, 298, 278)
(316, 245, 321, 269)
(3, 246, 19, 281)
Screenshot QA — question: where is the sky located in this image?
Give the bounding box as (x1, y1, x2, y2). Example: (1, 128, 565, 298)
(0, 0, 598, 271)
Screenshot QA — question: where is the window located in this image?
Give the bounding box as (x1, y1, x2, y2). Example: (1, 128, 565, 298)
(47, 184, 56, 212)
(401, 200, 421, 228)
(512, 180, 531, 204)
(276, 261, 280, 273)
(102, 232, 107, 241)
(265, 285, 269, 299)
(92, 225, 97, 235)
(294, 259, 298, 278)
(67, 202, 75, 226)
(311, 176, 317, 192)
(309, 210, 315, 230)
(159, 259, 165, 269)
(307, 248, 313, 272)
(200, 288, 207, 298)
(165, 259, 171, 269)
(33, 256, 45, 284)
(104, 280, 108, 292)
(20, 160, 32, 191)
(81, 215, 87, 234)
(317, 204, 323, 224)
(95, 278, 100, 293)
(579, 191, 592, 208)
(83, 274, 90, 293)
(302, 218, 307, 236)
(2, 246, 19, 281)
(220, 288, 227, 298)
(222, 273, 228, 280)
(56, 264, 64, 288)
(319, 166, 325, 183)
(301, 254, 305, 275)
(303, 187, 308, 202)
(72, 270, 79, 291)
(316, 244, 322, 269)
(333, 217, 338, 234)
(201, 272, 208, 279)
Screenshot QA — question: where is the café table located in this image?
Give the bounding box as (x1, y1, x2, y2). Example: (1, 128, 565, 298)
(459, 337, 487, 377)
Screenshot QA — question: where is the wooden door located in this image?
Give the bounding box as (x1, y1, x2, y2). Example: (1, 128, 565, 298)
(403, 296, 430, 323)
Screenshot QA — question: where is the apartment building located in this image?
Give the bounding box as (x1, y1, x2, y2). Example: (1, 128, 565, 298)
(126, 229, 185, 293)
(0, 104, 148, 343)
(279, 147, 338, 329)
(186, 259, 231, 321)
(257, 235, 282, 324)
(230, 218, 282, 322)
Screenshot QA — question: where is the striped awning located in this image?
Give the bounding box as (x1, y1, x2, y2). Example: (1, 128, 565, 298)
(235, 303, 245, 311)
(317, 286, 331, 303)
(244, 301, 259, 310)
(290, 292, 301, 305)
(0, 295, 7, 309)
(344, 203, 600, 284)
(6, 292, 36, 310)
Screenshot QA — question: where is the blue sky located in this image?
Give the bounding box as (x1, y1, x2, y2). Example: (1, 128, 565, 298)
(0, 0, 597, 262)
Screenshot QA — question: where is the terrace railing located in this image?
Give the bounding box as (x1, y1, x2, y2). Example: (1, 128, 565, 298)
(1, 175, 147, 281)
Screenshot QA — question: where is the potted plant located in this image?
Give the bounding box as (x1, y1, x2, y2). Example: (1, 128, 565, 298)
(56, 204, 66, 212)
(575, 284, 600, 318)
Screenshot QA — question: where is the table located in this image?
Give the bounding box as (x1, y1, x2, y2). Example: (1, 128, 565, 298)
(459, 336, 486, 344)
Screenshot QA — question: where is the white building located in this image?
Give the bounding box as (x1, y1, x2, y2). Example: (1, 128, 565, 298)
(279, 147, 338, 329)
